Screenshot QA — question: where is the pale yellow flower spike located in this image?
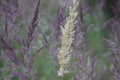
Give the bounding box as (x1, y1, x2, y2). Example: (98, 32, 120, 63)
(57, 0, 79, 77)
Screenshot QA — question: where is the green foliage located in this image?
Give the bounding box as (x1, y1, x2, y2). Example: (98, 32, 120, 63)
(33, 49, 57, 80)
(12, 77, 19, 80)
(0, 60, 4, 68)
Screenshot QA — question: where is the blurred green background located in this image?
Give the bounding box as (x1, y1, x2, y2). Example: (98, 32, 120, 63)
(0, 0, 120, 80)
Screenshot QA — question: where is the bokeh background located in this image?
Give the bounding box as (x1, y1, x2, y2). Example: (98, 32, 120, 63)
(0, 0, 120, 80)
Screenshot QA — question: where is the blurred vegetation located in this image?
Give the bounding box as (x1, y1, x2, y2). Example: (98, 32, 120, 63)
(0, 0, 120, 80)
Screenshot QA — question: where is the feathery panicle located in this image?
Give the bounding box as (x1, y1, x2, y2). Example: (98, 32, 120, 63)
(57, 0, 79, 77)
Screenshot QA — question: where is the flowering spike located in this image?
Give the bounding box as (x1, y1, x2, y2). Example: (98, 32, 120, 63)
(57, 0, 79, 77)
